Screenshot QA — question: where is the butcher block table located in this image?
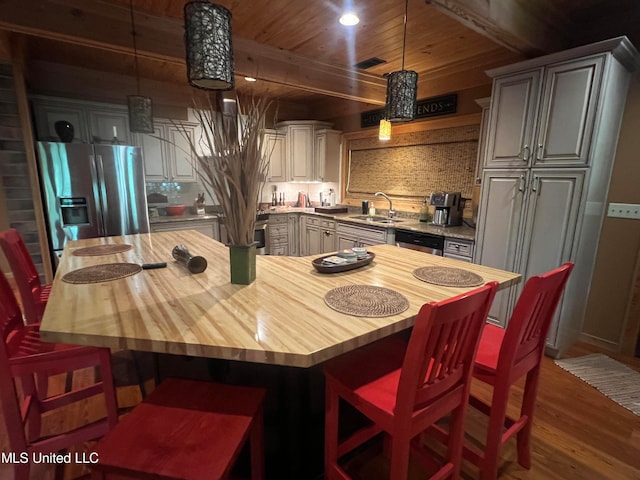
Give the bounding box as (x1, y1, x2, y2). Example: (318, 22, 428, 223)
(40, 230, 520, 479)
(40, 230, 520, 367)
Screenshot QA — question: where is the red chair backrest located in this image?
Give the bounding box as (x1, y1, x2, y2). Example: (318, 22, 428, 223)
(498, 262, 574, 377)
(0, 268, 25, 349)
(0, 228, 43, 324)
(396, 281, 498, 416)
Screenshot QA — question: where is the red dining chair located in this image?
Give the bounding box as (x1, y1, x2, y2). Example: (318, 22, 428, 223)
(0, 228, 51, 325)
(461, 262, 574, 479)
(324, 281, 498, 480)
(90, 377, 267, 480)
(0, 268, 119, 480)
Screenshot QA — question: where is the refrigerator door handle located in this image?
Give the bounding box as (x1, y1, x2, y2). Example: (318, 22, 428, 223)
(94, 154, 108, 237)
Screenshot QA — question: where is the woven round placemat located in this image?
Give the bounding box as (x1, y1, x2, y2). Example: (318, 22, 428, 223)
(413, 266, 484, 287)
(62, 263, 142, 284)
(72, 244, 133, 256)
(324, 285, 409, 317)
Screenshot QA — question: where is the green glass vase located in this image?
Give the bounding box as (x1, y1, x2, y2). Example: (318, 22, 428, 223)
(228, 244, 257, 285)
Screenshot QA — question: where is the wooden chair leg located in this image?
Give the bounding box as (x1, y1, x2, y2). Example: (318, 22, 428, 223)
(250, 406, 265, 480)
(99, 350, 119, 428)
(446, 405, 466, 479)
(481, 386, 510, 480)
(324, 384, 341, 480)
(389, 435, 411, 480)
(14, 462, 30, 480)
(517, 367, 541, 469)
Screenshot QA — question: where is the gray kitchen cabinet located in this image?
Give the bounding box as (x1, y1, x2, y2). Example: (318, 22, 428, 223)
(88, 107, 132, 145)
(476, 37, 637, 355)
(32, 96, 133, 145)
(300, 215, 335, 256)
(136, 121, 199, 183)
(476, 169, 585, 328)
(485, 55, 603, 169)
(150, 218, 220, 241)
(443, 238, 474, 263)
(276, 121, 339, 182)
(474, 171, 527, 327)
(32, 98, 89, 143)
(263, 129, 287, 182)
(336, 222, 386, 250)
(287, 213, 300, 256)
(314, 129, 341, 182)
(268, 214, 289, 256)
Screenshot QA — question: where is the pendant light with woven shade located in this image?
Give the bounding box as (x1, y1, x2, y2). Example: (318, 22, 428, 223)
(184, 1, 234, 90)
(127, 0, 154, 133)
(385, 0, 418, 122)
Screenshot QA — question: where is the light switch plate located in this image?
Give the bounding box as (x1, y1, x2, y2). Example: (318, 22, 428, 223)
(607, 203, 640, 219)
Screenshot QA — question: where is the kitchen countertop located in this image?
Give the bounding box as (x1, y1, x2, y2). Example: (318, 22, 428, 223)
(41, 231, 518, 368)
(147, 208, 476, 241)
(149, 213, 219, 224)
(267, 208, 476, 241)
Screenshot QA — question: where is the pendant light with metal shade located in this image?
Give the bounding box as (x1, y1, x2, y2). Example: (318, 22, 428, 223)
(385, 0, 418, 122)
(184, 1, 234, 90)
(127, 0, 154, 134)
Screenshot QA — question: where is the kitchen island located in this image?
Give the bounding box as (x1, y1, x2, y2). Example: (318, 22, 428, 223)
(39, 230, 520, 479)
(41, 230, 519, 368)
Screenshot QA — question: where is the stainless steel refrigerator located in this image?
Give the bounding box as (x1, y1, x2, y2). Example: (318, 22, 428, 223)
(37, 142, 149, 258)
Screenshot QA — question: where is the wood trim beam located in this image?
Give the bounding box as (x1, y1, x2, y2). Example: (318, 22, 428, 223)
(424, 0, 569, 56)
(0, 0, 387, 105)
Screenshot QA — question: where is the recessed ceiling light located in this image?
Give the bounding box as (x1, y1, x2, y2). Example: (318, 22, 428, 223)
(339, 12, 359, 26)
(244, 76, 257, 82)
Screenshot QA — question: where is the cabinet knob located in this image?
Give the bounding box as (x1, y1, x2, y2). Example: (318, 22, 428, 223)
(523, 144, 530, 161)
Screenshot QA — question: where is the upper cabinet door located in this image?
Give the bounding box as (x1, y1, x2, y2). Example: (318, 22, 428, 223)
(166, 124, 198, 182)
(288, 124, 314, 182)
(137, 125, 168, 182)
(485, 70, 542, 169)
(88, 108, 132, 145)
(533, 56, 604, 167)
(315, 129, 341, 183)
(263, 130, 287, 182)
(32, 102, 89, 143)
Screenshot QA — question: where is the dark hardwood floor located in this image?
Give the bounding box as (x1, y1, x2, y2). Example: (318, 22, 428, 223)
(1, 342, 639, 480)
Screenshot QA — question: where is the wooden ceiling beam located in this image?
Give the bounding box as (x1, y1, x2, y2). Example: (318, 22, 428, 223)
(423, 0, 569, 56)
(0, 0, 387, 105)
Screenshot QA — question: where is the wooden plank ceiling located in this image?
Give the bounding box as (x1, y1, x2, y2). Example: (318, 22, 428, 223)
(0, 0, 638, 120)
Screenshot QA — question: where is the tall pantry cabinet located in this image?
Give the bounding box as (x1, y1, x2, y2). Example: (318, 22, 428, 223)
(475, 37, 640, 356)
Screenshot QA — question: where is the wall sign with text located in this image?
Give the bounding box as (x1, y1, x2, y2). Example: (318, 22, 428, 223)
(361, 93, 458, 128)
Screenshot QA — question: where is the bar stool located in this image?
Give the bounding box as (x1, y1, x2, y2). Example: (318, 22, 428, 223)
(90, 377, 266, 480)
(429, 263, 574, 479)
(0, 269, 119, 480)
(468, 262, 574, 479)
(324, 282, 498, 479)
(0, 228, 50, 324)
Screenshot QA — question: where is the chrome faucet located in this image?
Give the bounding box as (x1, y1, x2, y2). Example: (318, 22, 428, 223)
(374, 191, 395, 218)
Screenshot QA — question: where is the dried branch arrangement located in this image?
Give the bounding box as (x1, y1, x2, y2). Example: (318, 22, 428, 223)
(173, 94, 272, 246)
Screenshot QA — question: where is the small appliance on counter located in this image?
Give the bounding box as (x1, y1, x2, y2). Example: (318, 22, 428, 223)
(429, 191, 463, 227)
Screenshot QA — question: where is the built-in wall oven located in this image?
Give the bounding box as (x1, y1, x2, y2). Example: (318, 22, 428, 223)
(218, 214, 269, 255)
(395, 230, 444, 256)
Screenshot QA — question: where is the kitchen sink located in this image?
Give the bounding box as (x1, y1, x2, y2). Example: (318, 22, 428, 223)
(350, 215, 404, 223)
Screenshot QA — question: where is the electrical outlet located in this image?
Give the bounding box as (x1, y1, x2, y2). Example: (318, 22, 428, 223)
(607, 203, 640, 219)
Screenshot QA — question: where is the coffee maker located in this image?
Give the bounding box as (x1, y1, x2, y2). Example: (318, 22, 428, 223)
(429, 192, 463, 227)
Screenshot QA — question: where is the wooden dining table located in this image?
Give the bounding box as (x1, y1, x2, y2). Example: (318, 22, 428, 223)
(40, 230, 521, 368)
